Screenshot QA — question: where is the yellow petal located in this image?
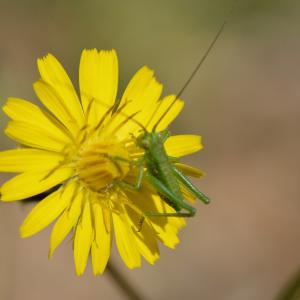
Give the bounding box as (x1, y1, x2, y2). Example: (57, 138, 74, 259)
(1, 167, 73, 201)
(33, 81, 81, 137)
(121, 202, 160, 265)
(152, 195, 186, 229)
(113, 204, 141, 269)
(102, 207, 112, 234)
(36, 54, 84, 132)
(146, 95, 184, 132)
(49, 183, 82, 257)
(131, 220, 159, 264)
(128, 186, 186, 230)
(73, 199, 93, 276)
(155, 225, 180, 248)
(3, 97, 71, 142)
(135, 235, 159, 265)
(175, 163, 205, 178)
(107, 66, 162, 138)
(125, 187, 166, 226)
(150, 195, 185, 249)
(20, 184, 72, 238)
(0, 149, 64, 172)
(79, 49, 118, 128)
(124, 187, 184, 249)
(5, 121, 67, 152)
(91, 203, 112, 275)
(120, 66, 161, 110)
(165, 135, 203, 157)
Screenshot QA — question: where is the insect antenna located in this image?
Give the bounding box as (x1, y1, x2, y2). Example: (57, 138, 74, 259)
(109, 110, 142, 136)
(152, 19, 228, 132)
(93, 98, 148, 135)
(112, 99, 147, 132)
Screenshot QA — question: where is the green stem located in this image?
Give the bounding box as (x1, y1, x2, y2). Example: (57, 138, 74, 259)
(106, 261, 146, 300)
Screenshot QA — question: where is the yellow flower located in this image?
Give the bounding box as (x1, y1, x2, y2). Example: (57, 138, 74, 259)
(0, 49, 203, 275)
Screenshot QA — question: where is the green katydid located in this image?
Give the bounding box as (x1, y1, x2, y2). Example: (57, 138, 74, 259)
(103, 21, 228, 228)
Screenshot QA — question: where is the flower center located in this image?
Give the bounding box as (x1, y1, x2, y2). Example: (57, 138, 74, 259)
(77, 141, 130, 192)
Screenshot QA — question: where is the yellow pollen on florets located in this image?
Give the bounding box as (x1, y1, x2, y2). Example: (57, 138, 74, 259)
(77, 141, 130, 192)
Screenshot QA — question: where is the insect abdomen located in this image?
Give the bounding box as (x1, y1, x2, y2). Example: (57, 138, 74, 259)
(148, 142, 183, 202)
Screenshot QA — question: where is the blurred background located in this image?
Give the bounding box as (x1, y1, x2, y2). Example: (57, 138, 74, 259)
(0, 0, 300, 299)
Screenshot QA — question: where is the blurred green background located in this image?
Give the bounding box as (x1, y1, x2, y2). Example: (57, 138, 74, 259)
(0, 0, 300, 299)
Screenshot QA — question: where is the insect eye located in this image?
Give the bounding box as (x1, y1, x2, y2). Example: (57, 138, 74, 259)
(141, 139, 150, 148)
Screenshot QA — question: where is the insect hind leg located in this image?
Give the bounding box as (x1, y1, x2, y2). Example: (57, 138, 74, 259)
(135, 207, 196, 232)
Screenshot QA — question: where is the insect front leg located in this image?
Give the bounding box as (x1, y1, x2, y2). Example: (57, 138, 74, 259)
(113, 157, 145, 190)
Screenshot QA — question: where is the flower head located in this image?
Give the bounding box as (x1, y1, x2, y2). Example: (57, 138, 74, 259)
(0, 49, 203, 275)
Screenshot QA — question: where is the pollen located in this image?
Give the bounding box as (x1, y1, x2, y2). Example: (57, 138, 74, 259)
(76, 140, 130, 192)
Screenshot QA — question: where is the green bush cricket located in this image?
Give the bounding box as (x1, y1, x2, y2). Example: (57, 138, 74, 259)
(102, 21, 228, 230)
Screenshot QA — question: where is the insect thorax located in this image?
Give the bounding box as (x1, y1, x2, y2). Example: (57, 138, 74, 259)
(136, 130, 169, 150)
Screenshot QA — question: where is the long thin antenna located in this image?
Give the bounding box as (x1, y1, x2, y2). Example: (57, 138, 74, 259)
(152, 19, 228, 132)
(178, 21, 227, 100)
